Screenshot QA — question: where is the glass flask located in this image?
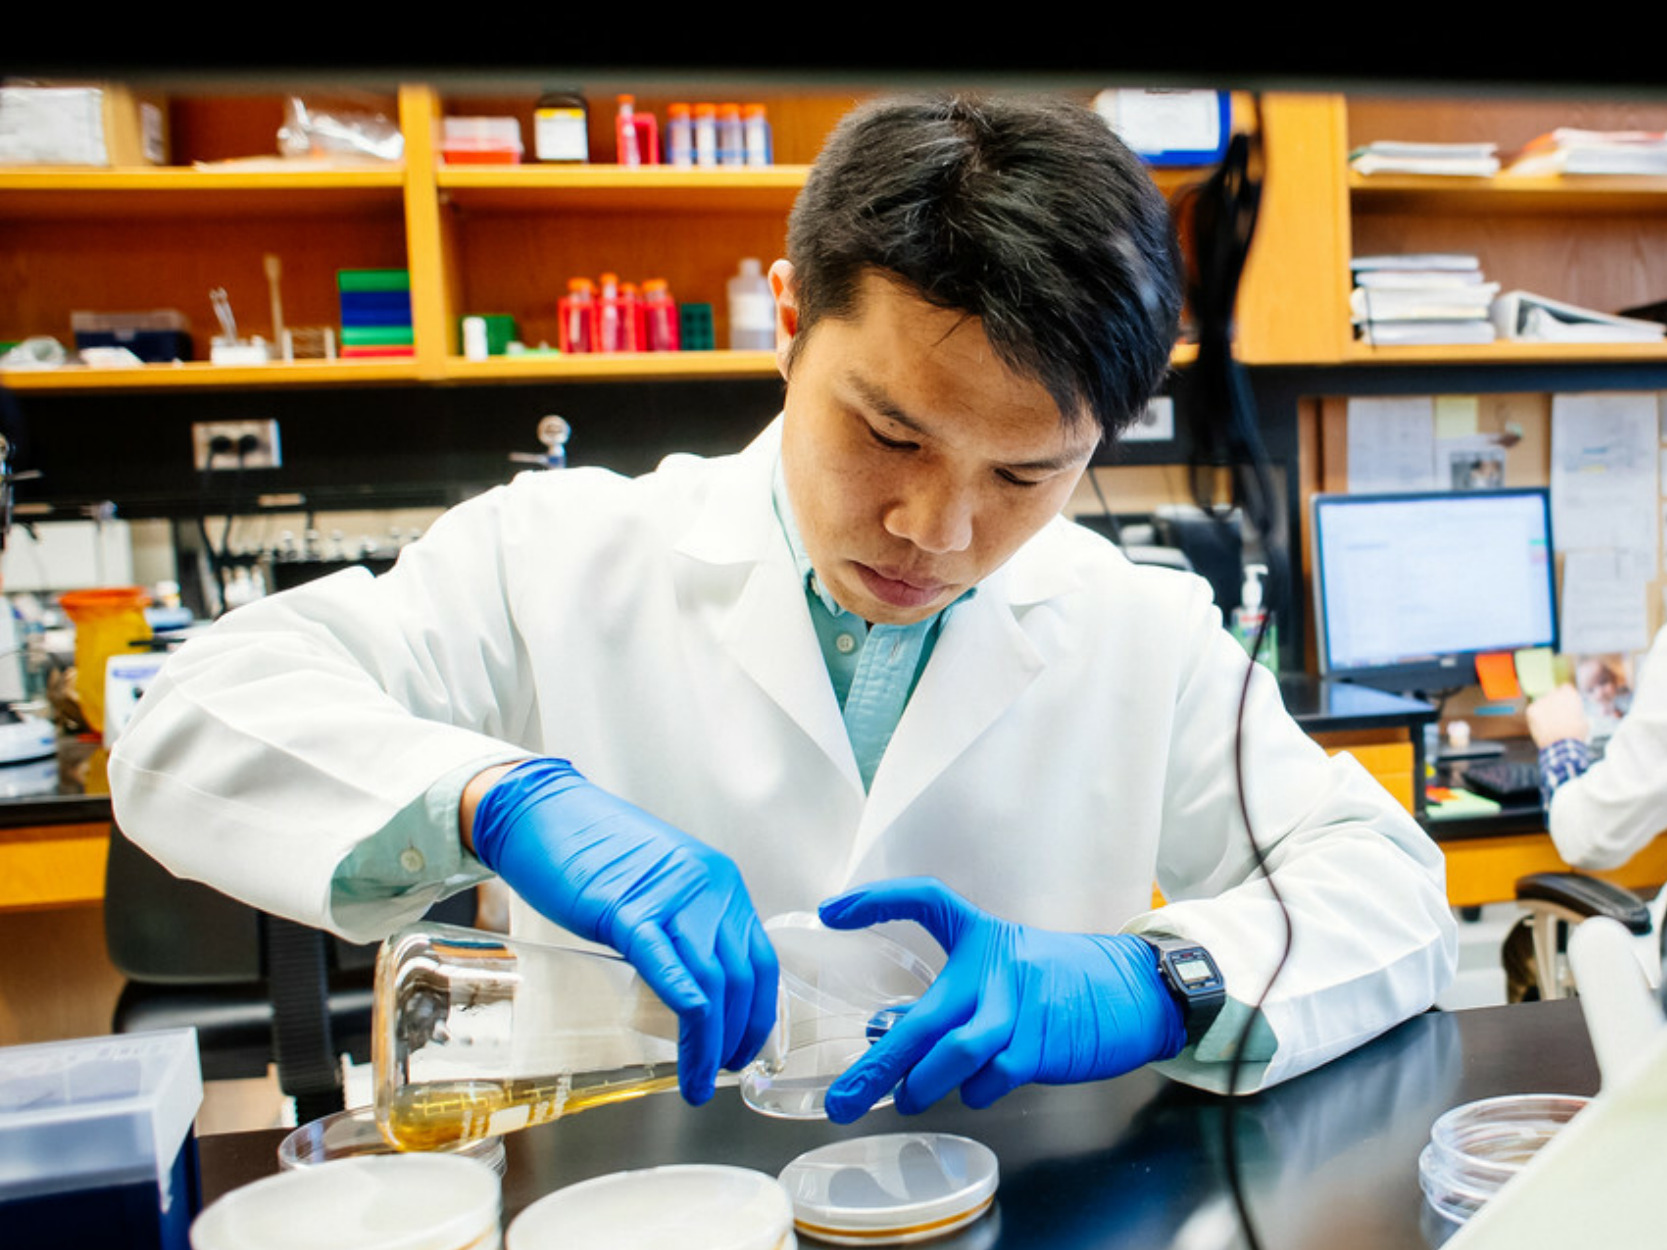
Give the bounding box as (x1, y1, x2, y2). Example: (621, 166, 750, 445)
(373, 915, 935, 1151)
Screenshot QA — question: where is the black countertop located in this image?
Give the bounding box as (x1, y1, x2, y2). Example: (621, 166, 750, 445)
(199, 999, 1598, 1250)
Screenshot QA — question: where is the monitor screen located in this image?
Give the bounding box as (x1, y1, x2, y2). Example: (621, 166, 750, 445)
(1312, 489, 1557, 693)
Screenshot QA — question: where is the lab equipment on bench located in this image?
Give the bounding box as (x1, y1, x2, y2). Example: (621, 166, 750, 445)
(507, 1164, 794, 1250)
(370, 914, 933, 1151)
(509, 416, 571, 471)
(777, 1133, 999, 1246)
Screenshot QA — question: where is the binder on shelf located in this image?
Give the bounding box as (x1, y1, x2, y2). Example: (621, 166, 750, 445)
(1349, 140, 1500, 177)
(1506, 128, 1667, 176)
(1490, 290, 1667, 343)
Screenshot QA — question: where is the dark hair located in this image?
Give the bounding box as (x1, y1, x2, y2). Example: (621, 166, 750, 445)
(785, 94, 1183, 442)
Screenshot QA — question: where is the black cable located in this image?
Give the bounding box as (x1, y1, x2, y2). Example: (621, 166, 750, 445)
(1173, 99, 1292, 1250)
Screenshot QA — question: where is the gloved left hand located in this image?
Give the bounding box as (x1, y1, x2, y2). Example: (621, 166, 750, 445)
(818, 877, 1186, 1123)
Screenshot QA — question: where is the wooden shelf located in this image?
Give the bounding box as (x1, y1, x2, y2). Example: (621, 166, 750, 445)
(0, 166, 407, 219)
(440, 350, 779, 382)
(437, 165, 810, 213)
(0, 359, 422, 391)
(1343, 339, 1667, 365)
(1350, 171, 1667, 215)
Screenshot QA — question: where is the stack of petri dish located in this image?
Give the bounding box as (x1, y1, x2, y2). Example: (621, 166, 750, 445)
(1418, 1093, 1590, 1232)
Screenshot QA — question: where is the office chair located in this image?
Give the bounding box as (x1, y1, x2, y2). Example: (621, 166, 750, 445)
(104, 822, 475, 1124)
(1505, 871, 1666, 1003)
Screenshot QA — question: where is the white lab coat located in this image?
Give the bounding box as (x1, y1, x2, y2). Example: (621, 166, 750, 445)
(1549, 625, 1667, 870)
(110, 418, 1455, 1093)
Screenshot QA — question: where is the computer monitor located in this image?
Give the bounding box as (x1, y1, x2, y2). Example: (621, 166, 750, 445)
(1311, 488, 1557, 695)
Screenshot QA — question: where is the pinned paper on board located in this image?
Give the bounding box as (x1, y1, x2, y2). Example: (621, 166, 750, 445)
(1475, 651, 1523, 700)
(1347, 397, 1437, 493)
(1513, 647, 1557, 699)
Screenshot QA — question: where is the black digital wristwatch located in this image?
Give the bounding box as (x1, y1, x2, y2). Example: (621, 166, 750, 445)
(1138, 935, 1226, 1047)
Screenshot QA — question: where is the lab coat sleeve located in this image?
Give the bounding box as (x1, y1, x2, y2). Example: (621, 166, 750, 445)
(1547, 625, 1667, 870)
(1126, 580, 1458, 1093)
(108, 476, 559, 942)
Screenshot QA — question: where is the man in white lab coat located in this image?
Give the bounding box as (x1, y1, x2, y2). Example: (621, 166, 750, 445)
(110, 94, 1455, 1118)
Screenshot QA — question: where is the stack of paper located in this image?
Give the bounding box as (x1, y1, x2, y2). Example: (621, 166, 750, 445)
(1350, 255, 1499, 346)
(1349, 140, 1500, 177)
(1492, 290, 1667, 343)
(1506, 128, 1667, 176)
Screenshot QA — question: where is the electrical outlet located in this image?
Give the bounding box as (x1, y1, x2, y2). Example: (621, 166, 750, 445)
(192, 420, 282, 471)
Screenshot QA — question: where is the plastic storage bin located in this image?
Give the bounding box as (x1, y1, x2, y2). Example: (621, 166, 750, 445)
(441, 117, 523, 165)
(0, 1028, 204, 1250)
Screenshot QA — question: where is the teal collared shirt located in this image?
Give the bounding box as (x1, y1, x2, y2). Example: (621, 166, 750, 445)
(770, 459, 972, 790)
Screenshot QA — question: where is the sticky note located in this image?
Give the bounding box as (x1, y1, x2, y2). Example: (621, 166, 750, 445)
(1435, 395, 1480, 438)
(1475, 651, 1522, 700)
(1514, 647, 1557, 699)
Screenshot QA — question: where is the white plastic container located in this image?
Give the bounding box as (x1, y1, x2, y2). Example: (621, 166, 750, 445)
(727, 258, 775, 350)
(0, 1028, 204, 1250)
(507, 1164, 795, 1249)
(191, 1154, 502, 1250)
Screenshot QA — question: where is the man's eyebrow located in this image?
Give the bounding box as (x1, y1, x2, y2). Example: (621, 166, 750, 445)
(844, 373, 1095, 472)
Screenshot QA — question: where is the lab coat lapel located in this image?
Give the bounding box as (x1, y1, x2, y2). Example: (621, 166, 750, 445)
(853, 570, 1046, 860)
(673, 423, 863, 793)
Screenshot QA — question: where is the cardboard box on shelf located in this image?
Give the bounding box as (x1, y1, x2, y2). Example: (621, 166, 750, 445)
(0, 83, 169, 167)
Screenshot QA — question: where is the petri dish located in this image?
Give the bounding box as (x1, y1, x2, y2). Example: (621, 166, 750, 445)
(506, 1163, 795, 1250)
(742, 913, 935, 1120)
(279, 1105, 506, 1174)
(1418, 1093, 1589, 1227)
(190, 1154, 502, 1250)
(777, 1132, 998, 1245)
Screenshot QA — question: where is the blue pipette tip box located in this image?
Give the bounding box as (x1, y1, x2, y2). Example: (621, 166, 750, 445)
(0, 1029, 204, 1250)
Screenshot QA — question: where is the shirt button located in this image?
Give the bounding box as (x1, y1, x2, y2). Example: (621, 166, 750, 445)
(399, 848, 426, 874)
(835, 633, 857, 654)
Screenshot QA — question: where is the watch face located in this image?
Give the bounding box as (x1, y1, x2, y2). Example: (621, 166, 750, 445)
(1171, 954, 1217, 988)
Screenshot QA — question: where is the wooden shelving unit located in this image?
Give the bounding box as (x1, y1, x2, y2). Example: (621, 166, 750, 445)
(0, 84, 1259, 395)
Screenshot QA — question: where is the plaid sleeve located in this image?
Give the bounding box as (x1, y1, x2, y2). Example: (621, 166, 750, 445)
(1537, 737, 1593, 809)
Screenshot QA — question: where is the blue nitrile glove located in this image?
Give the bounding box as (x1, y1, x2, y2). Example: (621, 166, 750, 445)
(470, 758, 779, 1106)
(818, 877, 1186, 1123)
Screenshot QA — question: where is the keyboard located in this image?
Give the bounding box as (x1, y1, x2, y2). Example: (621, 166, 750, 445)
(1460, 759, 1543, 805)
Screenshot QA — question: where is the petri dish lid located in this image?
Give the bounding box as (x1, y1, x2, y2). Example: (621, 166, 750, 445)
(189, 1154, 501, 1250)
(278, 1105, 506, 1174)
(778, 1133, 998, 1245)
(506, 1164, 794, 1250)
(742, 914, 936, 1120)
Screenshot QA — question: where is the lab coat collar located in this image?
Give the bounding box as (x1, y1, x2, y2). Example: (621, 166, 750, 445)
(669, 414, 1085, 826)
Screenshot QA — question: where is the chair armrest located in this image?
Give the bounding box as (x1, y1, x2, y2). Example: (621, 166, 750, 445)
(1516, 872, 1653, 935)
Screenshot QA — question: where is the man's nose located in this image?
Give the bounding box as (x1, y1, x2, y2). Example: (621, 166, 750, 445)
(884, 474, 974, 554)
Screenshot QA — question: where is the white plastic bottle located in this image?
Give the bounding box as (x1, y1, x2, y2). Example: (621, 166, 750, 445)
(727, 258, 775, 350)
(1230, 563, 1278, 673)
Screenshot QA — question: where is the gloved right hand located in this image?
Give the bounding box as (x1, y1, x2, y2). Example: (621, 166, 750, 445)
(469, 757, 778, 1106)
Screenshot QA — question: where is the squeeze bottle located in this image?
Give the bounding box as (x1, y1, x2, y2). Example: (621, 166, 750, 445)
(727, 258, 775, 350)
(1230, 563, 1278, 673)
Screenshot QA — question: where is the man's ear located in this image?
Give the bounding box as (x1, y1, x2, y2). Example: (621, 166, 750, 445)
(769, 259, 798, 380)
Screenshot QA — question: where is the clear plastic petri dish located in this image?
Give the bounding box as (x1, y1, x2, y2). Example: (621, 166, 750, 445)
(777, 1132, 999, 1245)
(506, 1164, 796, 1250)
(279, 1105, 506, 1175)
(1418, 1093, 1589, 1227)
(741, 913, 935, 1120)
(190, 1154, 502, 1250)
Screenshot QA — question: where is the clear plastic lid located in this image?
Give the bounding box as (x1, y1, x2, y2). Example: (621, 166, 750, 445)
(279, 1105, 506, 1174)
(777, 1133, 998, 1245)
(190, 1154, 502, 1250)
(506, 1164, 795, 1250)
(1418, 1093, 1589, 1225)
(741, 914, 935, 1120)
